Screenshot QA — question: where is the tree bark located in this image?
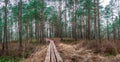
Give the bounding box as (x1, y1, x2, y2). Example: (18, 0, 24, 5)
(2, 0, 8, 53)
(97, 0, 101, 43)
(118, 0, 120, 40)
(64, 6, 67, 37)
(112, 10, 116, 41)
(107, 19, 109, 40)
(18, 0, 22, 49)
(118, 1, 120, 40)
(94, 0, 97, 40)
(80, 16, 82, 39)
(87, 5, 91, 40)
(58, 0, 62, 38)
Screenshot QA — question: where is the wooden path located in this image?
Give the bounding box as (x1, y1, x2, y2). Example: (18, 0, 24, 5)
(44, 39, 63, 62)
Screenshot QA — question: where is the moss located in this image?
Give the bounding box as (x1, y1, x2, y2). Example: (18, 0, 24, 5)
(0, 57, 21, 62)
(105, 50, 116, 57)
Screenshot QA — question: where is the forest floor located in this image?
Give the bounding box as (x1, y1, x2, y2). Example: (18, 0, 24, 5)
(0, 39, 120, 62)
(22, 44, 47, 62)
(23, 38, 120, 62)
(0, 40, 47, 62)
(58, 41, 120, 62)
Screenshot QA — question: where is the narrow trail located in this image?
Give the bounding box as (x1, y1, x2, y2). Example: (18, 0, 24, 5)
(23, 38, 63, 62)
(23, 38, 120, 62)
(44, 38, 63, 62)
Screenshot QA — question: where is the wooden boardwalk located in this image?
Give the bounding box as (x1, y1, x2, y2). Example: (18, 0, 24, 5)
(44, 39, 63, 62)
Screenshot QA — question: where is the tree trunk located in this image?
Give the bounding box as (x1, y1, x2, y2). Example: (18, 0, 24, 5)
(64, 6, 67, 38)
(80, 16, 82, 39)
(94, 0, 97, 40)
(18, 0, 22, 49)
(2, 0, 8, 54)
(72, 0, 77, 41)
(35, 23, 38, 41)
(40, 0, 45, 44)
(25, 25, 29, 43)
(118, 0, 120, 40)
(107, 19, 109, 40)
(30, 24, 33, 42)
(87, 5, 91, 40)
(97, 0, 101, 43)
(118, 1, 120, 40)
(58, 0, 62, 38)
(112, 10, 116, 41)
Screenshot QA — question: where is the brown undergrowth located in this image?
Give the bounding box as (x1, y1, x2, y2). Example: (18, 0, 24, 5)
(0, 41, 45, 59)
(1, 39, 119, 62)
(58, 39, 120, 62)
(22, 45, 47, 62)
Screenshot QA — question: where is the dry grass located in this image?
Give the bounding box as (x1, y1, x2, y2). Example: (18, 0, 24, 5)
(22, 45, 47, 62)
(85, 40, 120, 56)
(58, 40, 120, 62)
(1, 39, 120, 62)
(0, 42, 38, 57)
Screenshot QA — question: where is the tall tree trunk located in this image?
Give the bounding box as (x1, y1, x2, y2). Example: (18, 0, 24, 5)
(0, 29, 2, 44)
(0, 24, 2, 43)
(39, 23, 41, 42)
(40, 0, 45, 44)
(97, 0, 101, 43)
(80, 16, 82, 39)
(52, 24, 54, 38)
(118, 0, 120, 40)
(83, 16, 86, 40)
(74, 17, 77, 41)
(84, 9, 87, 40)
(18, 0, 22, 49)
(0, 15, 1, 42)
(87, 5, 91, 40)
(50, 26, 51, 38)
(58, 0, 62, 38)
(118, 11, 120, 40)
(72, 0, 77, 41)
(64, 6, 67, 38)
(107, 19, 109, 40)
(94, 0, 97, 39)
(35, 23, 38, 41)
(25, 25, 28, 43)
(2, 0, 8, 53)
(112, 10, 116, 41)
(30, 24, 33, 42)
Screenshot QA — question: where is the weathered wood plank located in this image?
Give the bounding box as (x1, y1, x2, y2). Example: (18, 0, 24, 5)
(50, 42, 57, 62)
(44, 42, 51, 62)
(44, 39, 63, 62)
(51, 41, 63, 62)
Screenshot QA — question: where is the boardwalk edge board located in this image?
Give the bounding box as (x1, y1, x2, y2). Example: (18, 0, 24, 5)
(44, 40, 63, 62)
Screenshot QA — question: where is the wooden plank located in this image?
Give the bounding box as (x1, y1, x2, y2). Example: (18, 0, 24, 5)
(44, 42, 51, 62)
(50, 42, 57, 62)
(51, 41, 63, 62)
(44, 39, 63, 62)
